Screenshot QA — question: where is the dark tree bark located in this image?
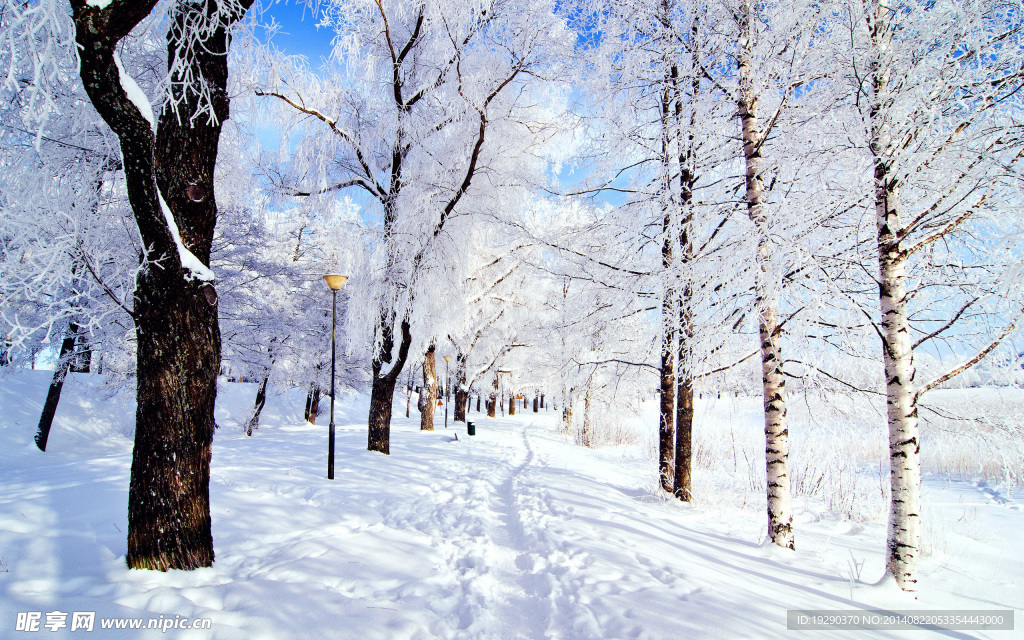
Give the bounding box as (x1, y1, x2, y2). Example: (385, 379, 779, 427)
(658, 71, 677, 494)
(540, 393, 544, 409)
(453, 359, 468, 423)
(533, 395, 538, 412)
(305, 384, 322, 424)
(476, 394, 481, 413)
(34, 321, 81, 451)
(509, 393, 516, 416)
(246, 375, 268, 437)
(673, 64, 698, 503)
(71, 0, 253, 571)
(420, 345, 437, 431)
(405, 367, 414, 418)
(367, 316, 412, 454)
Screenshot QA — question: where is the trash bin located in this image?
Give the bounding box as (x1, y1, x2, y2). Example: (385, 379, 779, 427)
(467, 421, 475, 436)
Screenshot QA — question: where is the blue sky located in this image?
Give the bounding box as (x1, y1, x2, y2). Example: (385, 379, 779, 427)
(258, 1, 336, 63)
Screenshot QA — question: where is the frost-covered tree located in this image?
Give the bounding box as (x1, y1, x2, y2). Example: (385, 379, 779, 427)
(251, 0, 571, 454)
(1, 7, 140, 449)
(837, 0, 1024, 593)
(3, 0, 258, 570)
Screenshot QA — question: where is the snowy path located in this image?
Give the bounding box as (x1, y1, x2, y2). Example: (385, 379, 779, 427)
(1, 373, 1021, 639)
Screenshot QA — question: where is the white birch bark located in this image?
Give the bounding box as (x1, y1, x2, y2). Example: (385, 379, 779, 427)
(866, 0, 920, 594)
(658, 50, 677, 494)
(737, 0, 793, 549)
(420, 346, 438, 431)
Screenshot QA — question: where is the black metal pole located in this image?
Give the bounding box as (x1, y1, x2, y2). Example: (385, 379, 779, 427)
(328, 288, 337, 480)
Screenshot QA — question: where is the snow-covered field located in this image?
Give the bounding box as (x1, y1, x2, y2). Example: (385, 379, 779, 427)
(1, 370, 1021, 639)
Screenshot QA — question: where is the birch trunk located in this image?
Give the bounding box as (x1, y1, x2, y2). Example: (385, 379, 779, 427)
(658, 69, 677, 494)
(737, 0, 793, 549)
(673, 62, 698, 503)
(245, 375, 268, 437)
(487, 373, 498, 418)
(867, 0, 920, 593)
(420, 345, 437, 431)
(582, 381, 594, 448)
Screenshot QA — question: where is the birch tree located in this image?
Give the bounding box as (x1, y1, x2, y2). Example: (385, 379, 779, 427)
(842, 0, 1024, 593)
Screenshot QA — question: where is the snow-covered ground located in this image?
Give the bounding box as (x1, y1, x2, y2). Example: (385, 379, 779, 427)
(0, 370, 1021, 639)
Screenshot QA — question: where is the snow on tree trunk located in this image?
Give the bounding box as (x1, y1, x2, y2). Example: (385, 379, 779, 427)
(737, 0, 793, 550)
(868, 1, 919, 592)
(368, 315, 412, 454)
(454, 358, 468, 423)
(673, 63, 698, 503)
(420, 346, 437, 431)
(659, 74, 677, 494)
(71, 0, 254, 570)
(246, 375, 268, 437)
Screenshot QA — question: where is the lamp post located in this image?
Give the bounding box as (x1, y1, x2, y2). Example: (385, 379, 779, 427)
(323, 274, 348, 479)
(443, 355, 451, 429)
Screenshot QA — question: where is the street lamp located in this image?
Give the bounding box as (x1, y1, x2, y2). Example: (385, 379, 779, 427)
(323, 274, 348, 479)
(443, 355, 451, 429)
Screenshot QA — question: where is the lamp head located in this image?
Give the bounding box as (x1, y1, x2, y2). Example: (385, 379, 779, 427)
(444, 355, 451, 362)
(324, 274, 348, 291)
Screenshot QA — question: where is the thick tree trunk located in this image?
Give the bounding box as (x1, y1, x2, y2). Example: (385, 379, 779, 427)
(72, 0, 254, 571)
(246, 375, 268, 436)
(737, 0, 793, 549)
(420, 346, 437, 431)
(509, 393, 516, 416)
(476, 394, 481, 413)
(868, 2, 919, 592)
(129, 270, 220, 570)
(533, 395, 538, 412)
(540, 393, 544, 409)
(367, 316, 412, 454)
(34, 321, 81, 451)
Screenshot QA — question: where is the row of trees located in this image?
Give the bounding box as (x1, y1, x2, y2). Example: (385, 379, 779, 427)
(2, 0, 1022, 597)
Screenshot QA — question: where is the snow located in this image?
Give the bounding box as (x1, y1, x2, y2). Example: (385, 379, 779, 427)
(85, 0, 115, 8)
(112, 53, 155, 132)
(114, 51, 213, 283)
(158, 192, 216, 282)
(1, 370, 1021, 639)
